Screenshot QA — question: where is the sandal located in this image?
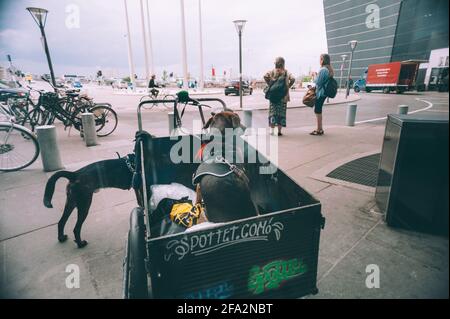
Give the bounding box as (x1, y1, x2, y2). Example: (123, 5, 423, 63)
(310, 130, 324, 136)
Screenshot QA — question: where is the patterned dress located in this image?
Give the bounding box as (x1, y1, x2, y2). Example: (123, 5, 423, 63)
(264, 69, 295, 127)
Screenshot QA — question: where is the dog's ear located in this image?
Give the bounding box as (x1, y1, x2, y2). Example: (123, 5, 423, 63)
(230, 113, 242, 129)
(203, 116, 214, 129)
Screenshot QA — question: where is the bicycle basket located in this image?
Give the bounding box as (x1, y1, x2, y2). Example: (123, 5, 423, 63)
(39, 92, 59, 106)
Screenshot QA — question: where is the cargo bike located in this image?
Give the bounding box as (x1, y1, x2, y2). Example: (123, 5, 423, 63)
(123, 94, 325, 299)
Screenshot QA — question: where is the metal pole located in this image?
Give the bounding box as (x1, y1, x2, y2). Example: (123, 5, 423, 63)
(123, 0, 136, 90)
(346, 104, 357, 126)
(346, 50, 354, 99)
(239, 31, 243, 109)
(398, 105, 409, 115)
(180, 0, 189, 89)
(339, 61, 344, 91)
(39, 26, 56, 88)
(36, 125, 64, 172)
(198, 0, 205, 90)
(81, 113, 98, 147)
(139, 0, 150, 81)
(146, 0, 155, 75)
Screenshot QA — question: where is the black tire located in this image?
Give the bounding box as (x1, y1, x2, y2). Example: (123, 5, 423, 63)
(21, 108, 52, 132)
(0, 123, 40, 172)
(365, 87, 371, 93)
(163, 94, 176, 110)
(74, 105, 118, 137)
(354, 86, 361, 93)
(125, 208, 148, 299)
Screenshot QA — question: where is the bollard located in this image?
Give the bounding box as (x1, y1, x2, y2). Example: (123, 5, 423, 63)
(81, 113, 98, 146)
(398, 105, 409, 115)
(346, 104, 358, 126)
(168, 112, 176, 135)
(36, 125, 64, 172)
(243, 110, 253, 135)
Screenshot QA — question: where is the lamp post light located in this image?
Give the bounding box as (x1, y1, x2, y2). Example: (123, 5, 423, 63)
(339, 54, 348, 91)
(26, 7, 56, 88)
(346, 40, 358, 99)
(233, 19, 247, 109)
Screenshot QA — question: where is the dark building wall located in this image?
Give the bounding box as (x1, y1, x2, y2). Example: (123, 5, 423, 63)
(391, 0, 449, 62)
(324, 0, 402, 82)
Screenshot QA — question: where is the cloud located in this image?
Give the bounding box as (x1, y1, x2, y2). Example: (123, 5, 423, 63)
(0, 0, 328, 78)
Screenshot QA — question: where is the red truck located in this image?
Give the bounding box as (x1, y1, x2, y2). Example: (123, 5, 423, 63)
(354, 61, 420, 94)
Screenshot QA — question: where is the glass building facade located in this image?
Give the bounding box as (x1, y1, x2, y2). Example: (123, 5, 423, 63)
(323, 0, 449, 83)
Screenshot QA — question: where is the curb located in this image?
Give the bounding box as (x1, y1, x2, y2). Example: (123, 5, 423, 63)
(230, 95, 362, 111)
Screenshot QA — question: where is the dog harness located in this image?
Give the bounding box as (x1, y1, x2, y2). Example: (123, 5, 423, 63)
(192, 154, 248, 186)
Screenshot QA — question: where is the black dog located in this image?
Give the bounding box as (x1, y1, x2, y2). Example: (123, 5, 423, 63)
(43, 154, 136, 248)
(43, 131, 155, 248)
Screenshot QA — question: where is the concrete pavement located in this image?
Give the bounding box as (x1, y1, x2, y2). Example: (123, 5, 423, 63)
(0, 89, 448, 298)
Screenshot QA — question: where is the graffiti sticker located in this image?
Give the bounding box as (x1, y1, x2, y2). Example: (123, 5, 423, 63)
(164, 217, 284, 261)
(184, 281, 233, 299)
(248, 258, 308, 295)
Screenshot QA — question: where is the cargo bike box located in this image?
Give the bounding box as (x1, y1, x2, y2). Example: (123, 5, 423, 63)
(123, 97, 325, 299)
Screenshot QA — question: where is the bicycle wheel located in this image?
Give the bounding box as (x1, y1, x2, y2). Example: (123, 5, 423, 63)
(21, 108, 52, 132)
(163, 94, 176, 110)
(0, 123, 40, 171)
(140, 95, 157, 109)
(88, 105, 118, 137)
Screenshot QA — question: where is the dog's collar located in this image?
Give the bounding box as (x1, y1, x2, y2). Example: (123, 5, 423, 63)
(125, 154, 136, 173)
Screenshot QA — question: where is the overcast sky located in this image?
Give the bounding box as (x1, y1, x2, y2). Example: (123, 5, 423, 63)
(0, 0, 328, 79)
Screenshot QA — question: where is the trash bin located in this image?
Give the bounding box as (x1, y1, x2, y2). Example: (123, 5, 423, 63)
(375, 114, 449, 236)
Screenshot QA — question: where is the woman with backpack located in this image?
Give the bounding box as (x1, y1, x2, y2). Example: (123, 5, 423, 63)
(264, 57, 295, 136)
(311, 53, 334, 136)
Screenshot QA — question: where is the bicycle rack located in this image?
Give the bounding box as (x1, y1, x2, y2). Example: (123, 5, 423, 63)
(137, 98, 227, 132)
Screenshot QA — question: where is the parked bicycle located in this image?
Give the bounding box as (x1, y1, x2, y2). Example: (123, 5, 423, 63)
(0, 102, 40, 172)
(21, 80, 118, 137)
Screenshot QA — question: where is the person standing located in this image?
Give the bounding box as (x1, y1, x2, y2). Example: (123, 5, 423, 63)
(264, 57, 295, 136)
(311, 54, 334, 136)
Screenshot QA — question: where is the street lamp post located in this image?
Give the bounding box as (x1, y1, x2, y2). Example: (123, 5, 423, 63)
(339, 54, 348, 91)
(26, 7, 56, 88)
(233, 20, 247, 109)
(346, 40, 358, 99)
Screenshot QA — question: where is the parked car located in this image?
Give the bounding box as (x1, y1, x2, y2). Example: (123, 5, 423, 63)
(72, 81, 83, 88)
(224, 81, 253, 96)
(0, 81, 29, 102)
(112, 79, 128, 89)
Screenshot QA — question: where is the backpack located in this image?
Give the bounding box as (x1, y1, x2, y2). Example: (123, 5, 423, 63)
(324, 76, 338, 98)
(265, 71, 288, 103)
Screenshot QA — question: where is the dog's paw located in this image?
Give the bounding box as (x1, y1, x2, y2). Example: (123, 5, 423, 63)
(76, 240, 88, 248)
(58, 235, 68, 243)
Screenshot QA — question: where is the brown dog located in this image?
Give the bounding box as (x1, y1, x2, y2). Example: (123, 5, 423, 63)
(194, 111, 258, 223)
